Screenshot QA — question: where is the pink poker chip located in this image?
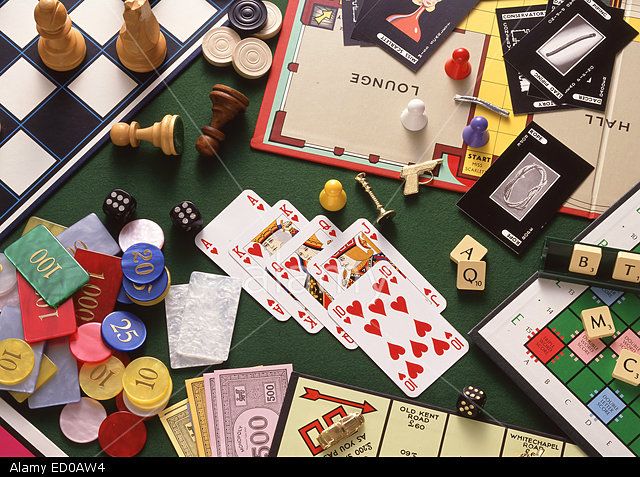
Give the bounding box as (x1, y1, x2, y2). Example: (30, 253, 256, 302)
(69, 323, 112, 363)
(118, 219, 165, 251)
(59, 398, 107, 444)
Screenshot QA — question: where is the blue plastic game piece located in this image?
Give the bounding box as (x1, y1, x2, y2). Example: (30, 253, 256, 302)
(121, 243, 164, 285)
(116, 284, 134, 305)
(122, 268, 169, 304)
(462, 116, 489, 148)
(101, 311, 147, 352)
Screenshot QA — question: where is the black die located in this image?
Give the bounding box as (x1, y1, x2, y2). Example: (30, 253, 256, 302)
(456, 394, 480, 419)
(170, 201, 203, 232)
(463, 385, 486, 407)
(103, 188, 136, 223)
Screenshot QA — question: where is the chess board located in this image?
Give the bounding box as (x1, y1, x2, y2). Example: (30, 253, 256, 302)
(271, 373, 586, 457)
(0, 0, 234, 242)
(472, 182, 640, 457)
(252, 0, 640, 219)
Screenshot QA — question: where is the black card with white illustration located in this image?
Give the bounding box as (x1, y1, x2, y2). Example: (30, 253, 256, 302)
(504, 0, 637, 106)
(342, 0, 374, 46)
(457, 122, 594, 255)
(351, 0, 479, 72)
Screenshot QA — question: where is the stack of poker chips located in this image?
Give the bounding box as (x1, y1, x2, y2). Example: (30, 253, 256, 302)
(120, 357, 173, 418)
(119, 243, 171, 306)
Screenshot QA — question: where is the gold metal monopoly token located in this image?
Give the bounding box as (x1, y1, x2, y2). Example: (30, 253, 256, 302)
(317, 412, 365, 450)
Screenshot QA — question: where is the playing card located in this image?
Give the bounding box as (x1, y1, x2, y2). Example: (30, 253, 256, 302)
(328, 262, 467, 398)
(195, 190, 291, 322)
(307, 218, 446, 312)
(342, 0, 374, 47)
(229, 200, 323, 334)
(351, 0, 479, 72)
(268, 216, 357, 350)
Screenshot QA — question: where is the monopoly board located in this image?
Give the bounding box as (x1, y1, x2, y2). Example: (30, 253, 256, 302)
(472, 182, 640, 457)
(271, 373, 586, 457)
(0, 0, 234, 242)
(252, 0, 640, 219)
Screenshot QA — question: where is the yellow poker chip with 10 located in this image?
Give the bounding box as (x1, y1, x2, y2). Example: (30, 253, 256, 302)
(123, 357, 171, 407)
(79, 356, 125, 401)
(0, 338, 35, 385)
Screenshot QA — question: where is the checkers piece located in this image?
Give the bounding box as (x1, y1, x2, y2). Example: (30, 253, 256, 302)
(59, 398, 107, 444)
(118, 219, 165, 251)
(69, 322, 112, 363)
(79, 356, 125, 401)
(202, 26, 240, 66)
(254, 1, 282, 40)
(0, 253, 18, 296)
(232, 37, 272, 79)
(123, 357, 171, 407)
(122, 243, 164, 285)
(228, 0, 268, 35)
(98, 411, 147, 457)
(122, 267, 170, 305)
(0, 338, 35, 386)
(101, 312, 147, 352)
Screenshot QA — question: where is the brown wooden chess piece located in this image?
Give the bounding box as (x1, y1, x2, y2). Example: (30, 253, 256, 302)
(116, 0, 167, 73)
(196, 84, 249, 157)
(35, 0, 86, 72)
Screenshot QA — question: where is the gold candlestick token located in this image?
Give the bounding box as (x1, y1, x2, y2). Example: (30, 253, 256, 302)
(355, 172, 396, 224)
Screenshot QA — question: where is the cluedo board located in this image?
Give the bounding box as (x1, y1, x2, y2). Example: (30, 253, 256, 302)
(0, 0, 234, 242)
(471, 182, 640, 457)
(270, 373, 586, 457)
(252, 0, 640, 219)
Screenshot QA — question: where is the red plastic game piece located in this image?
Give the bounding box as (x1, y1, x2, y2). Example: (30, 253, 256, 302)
(73, 249, 123, 324)
(69, 322, 112, 363)
(445, 48, 471, 80)
(98, 411, 147, 457)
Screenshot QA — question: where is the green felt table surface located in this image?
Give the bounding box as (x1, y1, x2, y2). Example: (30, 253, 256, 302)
(0, 0, 590, 456)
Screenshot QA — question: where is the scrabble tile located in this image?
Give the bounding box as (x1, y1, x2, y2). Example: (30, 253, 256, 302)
(612, 251, 640, 283)
(612, 349, 640, 386)
(580, 305, 615, 340)
(456, 260, 486, 291)
(568, 244, 602, 276)
(450, 235, 488, 264)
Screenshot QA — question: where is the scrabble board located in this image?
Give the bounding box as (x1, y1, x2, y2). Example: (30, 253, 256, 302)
(0, 0, 234, 242)
(271, 373, 586, 457)
(252, 0, 640, 219)
(472, 182, 640, 457)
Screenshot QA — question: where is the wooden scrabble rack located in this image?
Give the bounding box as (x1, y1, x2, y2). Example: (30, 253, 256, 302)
(539, 237, 640, 293)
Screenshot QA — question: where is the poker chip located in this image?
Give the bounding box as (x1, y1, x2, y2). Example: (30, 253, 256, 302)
(116, 284, 133, 305)
(59, 398, 107, 444)
(101, 311, 147, 352)
(79, 356, 125, 400)
(122, 267, 171, 306)
(118, 219, 165, 252)
(115, 392, 127, 413)
(228, 0, 268, 35)
(98, 411, 147, 457)
(0, 338, 35, 385)
(0, 253, 18, 296)
(202, 26, 240, 66)
(69, 323, 112, 363)
(232, 37, 272, 79)
(122, 381, 171, 417)
(122, 243, 164, 284)
(122, 357, 171, 407)
(254, 1, 282, 40)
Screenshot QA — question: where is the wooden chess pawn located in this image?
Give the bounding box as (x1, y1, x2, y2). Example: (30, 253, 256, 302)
(319, 179, 347, 212)
(116, 0, 167, 73)
(35, 0, 86, 72)
(196, 84, 249, 157)
(110, 114, 183, 156)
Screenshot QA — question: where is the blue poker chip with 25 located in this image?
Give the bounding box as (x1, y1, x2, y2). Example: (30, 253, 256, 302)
(101, 311, 147, 352)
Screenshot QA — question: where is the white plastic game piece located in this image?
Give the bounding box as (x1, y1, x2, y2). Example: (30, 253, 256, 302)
(118, 219, 165, 251)
(254, 1, 283, 40)
(232, 37, 272, 79)
(400, 99, 428, 131)
(202, 27, 240, 67)
(59, 397, 107, 444)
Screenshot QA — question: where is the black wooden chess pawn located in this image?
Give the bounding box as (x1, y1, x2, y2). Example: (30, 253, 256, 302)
(170, 201, 203, 232)
(103, 188, 137, 223)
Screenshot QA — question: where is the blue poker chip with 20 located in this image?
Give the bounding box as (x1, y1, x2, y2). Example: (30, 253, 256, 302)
(121, 243, 164, 285)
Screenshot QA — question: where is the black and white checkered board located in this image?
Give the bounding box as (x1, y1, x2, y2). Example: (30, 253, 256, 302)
(0, 0, 233, 241)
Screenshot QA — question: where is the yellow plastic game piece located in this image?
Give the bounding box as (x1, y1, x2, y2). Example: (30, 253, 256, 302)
(319, 179, 347, 212)
(456, 260, 486, 291)
(612, 349, 640, 386)
(568, 244, 602, 276)
(612, 251, 640, 283)
(580, 305, 615, 340)
(450, 235, 487, 264)
(79, 356, 125, 401)
(9, 354, 57, 403)
(0, 338, 35, 386)
(123, 356, 171, 407)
